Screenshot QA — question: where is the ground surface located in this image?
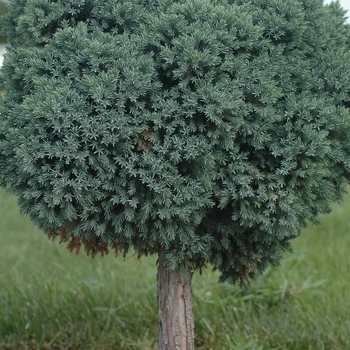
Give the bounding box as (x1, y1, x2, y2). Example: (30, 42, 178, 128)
(0, 188, 350, 349)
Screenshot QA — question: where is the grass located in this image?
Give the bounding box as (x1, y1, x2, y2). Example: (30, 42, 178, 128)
(0, 1, 8, 44)
(0, 188, 350, 349)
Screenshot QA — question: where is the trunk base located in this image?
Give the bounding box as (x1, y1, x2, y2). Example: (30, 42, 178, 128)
(157, 260, 195, 350)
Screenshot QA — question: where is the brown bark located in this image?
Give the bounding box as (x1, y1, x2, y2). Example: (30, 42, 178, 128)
(157, 259, 195, 350)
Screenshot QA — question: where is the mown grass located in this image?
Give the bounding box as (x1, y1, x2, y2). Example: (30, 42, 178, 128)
(0, 1, 8, 43)
(0, 188, 350, 350)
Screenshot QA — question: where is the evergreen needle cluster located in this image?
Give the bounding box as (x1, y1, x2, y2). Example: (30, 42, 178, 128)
(1, 0, 350, 284)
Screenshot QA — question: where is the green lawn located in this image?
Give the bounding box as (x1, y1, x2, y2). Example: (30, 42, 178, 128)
(0, 1, 8, 43)
(0, 188, 350, 349)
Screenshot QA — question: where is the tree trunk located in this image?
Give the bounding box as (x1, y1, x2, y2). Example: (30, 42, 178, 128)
(157, 259, 195, 350)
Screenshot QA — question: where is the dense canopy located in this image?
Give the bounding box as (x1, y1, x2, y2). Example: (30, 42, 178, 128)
(1, 0, 350, 283)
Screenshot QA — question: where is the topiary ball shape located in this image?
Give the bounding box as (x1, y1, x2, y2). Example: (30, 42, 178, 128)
(1, 0, 350, 283)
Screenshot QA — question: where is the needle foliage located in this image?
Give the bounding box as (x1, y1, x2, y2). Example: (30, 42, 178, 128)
(1, 0, 350, 284)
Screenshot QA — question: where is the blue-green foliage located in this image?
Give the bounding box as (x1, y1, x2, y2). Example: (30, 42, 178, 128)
(0, 0, 350, 283)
